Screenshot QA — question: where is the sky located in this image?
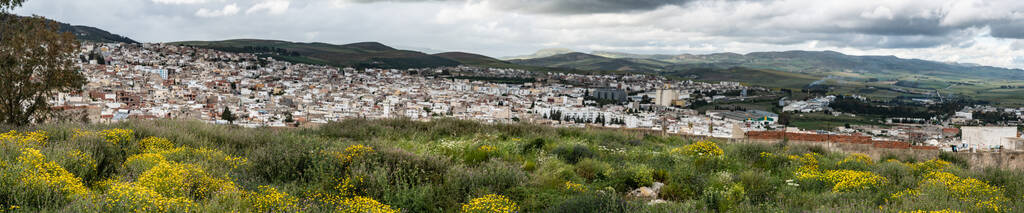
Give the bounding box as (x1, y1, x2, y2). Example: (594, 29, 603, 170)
(13, 0, 1024, 69)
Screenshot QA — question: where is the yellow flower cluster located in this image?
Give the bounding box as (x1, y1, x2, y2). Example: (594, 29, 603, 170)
(136, 161, 239, 200)
(139, 136, 174, 152)
(889, 189, 920, 201)
(899, 210, 963, 213)
(332, 144, 375, 164)
(100, 129, 134, 145)
(920, 172, 1007, 211)
(124, 153, 167, 172)
(0, 130, 48, 147)
(820, 170, 887, 192)
(461, 194, 519, 213)
(678, 140, 724, 158)
(103, 181, 195, 212)
(790, 153, 885, 192)
(11, 148, 89, 196)
(246, 185, 299, 212)
(152, 146, 249, 170)
(838, 153, 873, 166)
(789, 153, 821, 179)
(66, 149, 98, 171)
(564, 181, 585, 193)
(336, 196, 400, 213)
(478, 145, 497, 153)
(909, 159, 951, 174)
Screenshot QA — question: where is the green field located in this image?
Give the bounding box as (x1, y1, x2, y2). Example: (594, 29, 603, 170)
(789, 112, 884, 131)
(2, 119, 1023, 212)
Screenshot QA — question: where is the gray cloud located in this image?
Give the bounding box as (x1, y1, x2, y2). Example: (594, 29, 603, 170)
(348, 0, 705, 14)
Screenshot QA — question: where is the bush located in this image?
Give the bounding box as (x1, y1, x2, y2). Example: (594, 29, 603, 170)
(737, 170, 778, 204)
(521, 138, 545, 153)
(609, 164, 654, 191)
(552, 144, 594, 164)
(464, 144, 499, 165)
(574, 158, 611, 181)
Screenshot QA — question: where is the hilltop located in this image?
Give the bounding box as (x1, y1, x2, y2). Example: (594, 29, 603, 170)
(170, 39, 460, 69)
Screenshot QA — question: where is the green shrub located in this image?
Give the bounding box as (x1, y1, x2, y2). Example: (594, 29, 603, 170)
(552, 144, 594, 164)
(574, 158, 611, 181)
(610, 164, 654, 191)
(521, 138, 546, 153)
(464, 144, 499, 164)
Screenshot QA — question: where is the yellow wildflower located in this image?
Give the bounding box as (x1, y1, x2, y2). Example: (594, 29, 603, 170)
(246, 185, 299, 212)
(677, 140, 724, 159)
(564, 181, 585, 193)
(139, 136, 174, 152)
(461, 194, 519, 213)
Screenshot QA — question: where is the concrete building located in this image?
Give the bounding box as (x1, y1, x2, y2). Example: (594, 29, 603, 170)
(961, 126, 1021, 151)
(590, 88, 627, 103)
(655, 89, 678, 107)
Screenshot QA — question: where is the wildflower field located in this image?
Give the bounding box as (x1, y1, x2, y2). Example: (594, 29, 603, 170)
(1, 119, 1023, 212)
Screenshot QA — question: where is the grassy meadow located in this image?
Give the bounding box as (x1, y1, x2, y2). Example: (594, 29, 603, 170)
(1, 119, 1023, 212)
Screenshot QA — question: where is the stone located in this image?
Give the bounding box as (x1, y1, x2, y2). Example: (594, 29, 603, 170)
(651, 182, 665, 193)
(647, 199, 667, 205)
(627, 187, 657, 200)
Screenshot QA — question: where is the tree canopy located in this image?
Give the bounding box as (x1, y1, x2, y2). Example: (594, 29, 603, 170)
(0, 1, 84, 126)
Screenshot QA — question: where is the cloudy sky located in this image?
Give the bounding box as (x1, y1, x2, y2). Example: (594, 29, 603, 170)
(13, 0, 1024, 68)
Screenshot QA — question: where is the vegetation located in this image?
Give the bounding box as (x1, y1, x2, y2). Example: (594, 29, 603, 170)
(1, 118, 1023, 212)
(170, 40, 460, 69)
(0, 2, 85, 126)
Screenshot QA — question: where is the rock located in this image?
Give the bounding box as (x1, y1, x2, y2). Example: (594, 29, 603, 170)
(651, 182, 665, 193)
(627, 187, 657, 200)
(647, 199, 667, 206)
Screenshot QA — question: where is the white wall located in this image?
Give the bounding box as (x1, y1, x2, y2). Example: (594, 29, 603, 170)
(962, 127, 1018, 150)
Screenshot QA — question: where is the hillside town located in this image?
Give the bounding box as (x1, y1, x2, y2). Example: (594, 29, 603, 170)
(56, 42, 1024, 154)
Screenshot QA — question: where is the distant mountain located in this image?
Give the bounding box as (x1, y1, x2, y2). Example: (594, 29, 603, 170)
(434, 52, 509, 67)
(502, 48, 574, 60)
(509, 52, 671, 73)
(170, 39, 459, 69)
(513, 50, 1024, 81)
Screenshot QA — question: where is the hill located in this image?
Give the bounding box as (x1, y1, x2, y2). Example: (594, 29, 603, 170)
(170, 39, 460, 69)
(57, 23, 138, 44)
(433, 51, 512, 67)
(593, 50, 1024, 81)
(7, 15, 138, 43)
(501, 48, 573, 60)
(1, 118, 1019, 212)
(509, 52, 671, 73)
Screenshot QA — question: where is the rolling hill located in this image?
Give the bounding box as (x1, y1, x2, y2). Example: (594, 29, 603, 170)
(509, 52, 671, 73)
(57, 23, 137, 44)
(170, 39, 460, 69)
(592, 50, 1024, 81)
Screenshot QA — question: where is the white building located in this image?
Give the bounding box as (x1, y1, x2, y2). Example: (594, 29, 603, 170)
(961, 126, 1022, 151)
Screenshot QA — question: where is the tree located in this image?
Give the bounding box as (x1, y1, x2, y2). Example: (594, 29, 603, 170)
(1, 0, 24, 11)
(0, 3, 85, 126)
(284, 112, 294, 123)
(221, 107, 237, 124)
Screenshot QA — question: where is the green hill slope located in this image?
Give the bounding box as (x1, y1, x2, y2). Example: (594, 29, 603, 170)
(171, 39, 460, 69)
(509, 52, 671, 73)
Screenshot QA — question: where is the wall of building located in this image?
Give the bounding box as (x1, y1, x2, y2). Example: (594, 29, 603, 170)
(961, 126, 1018, 150)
